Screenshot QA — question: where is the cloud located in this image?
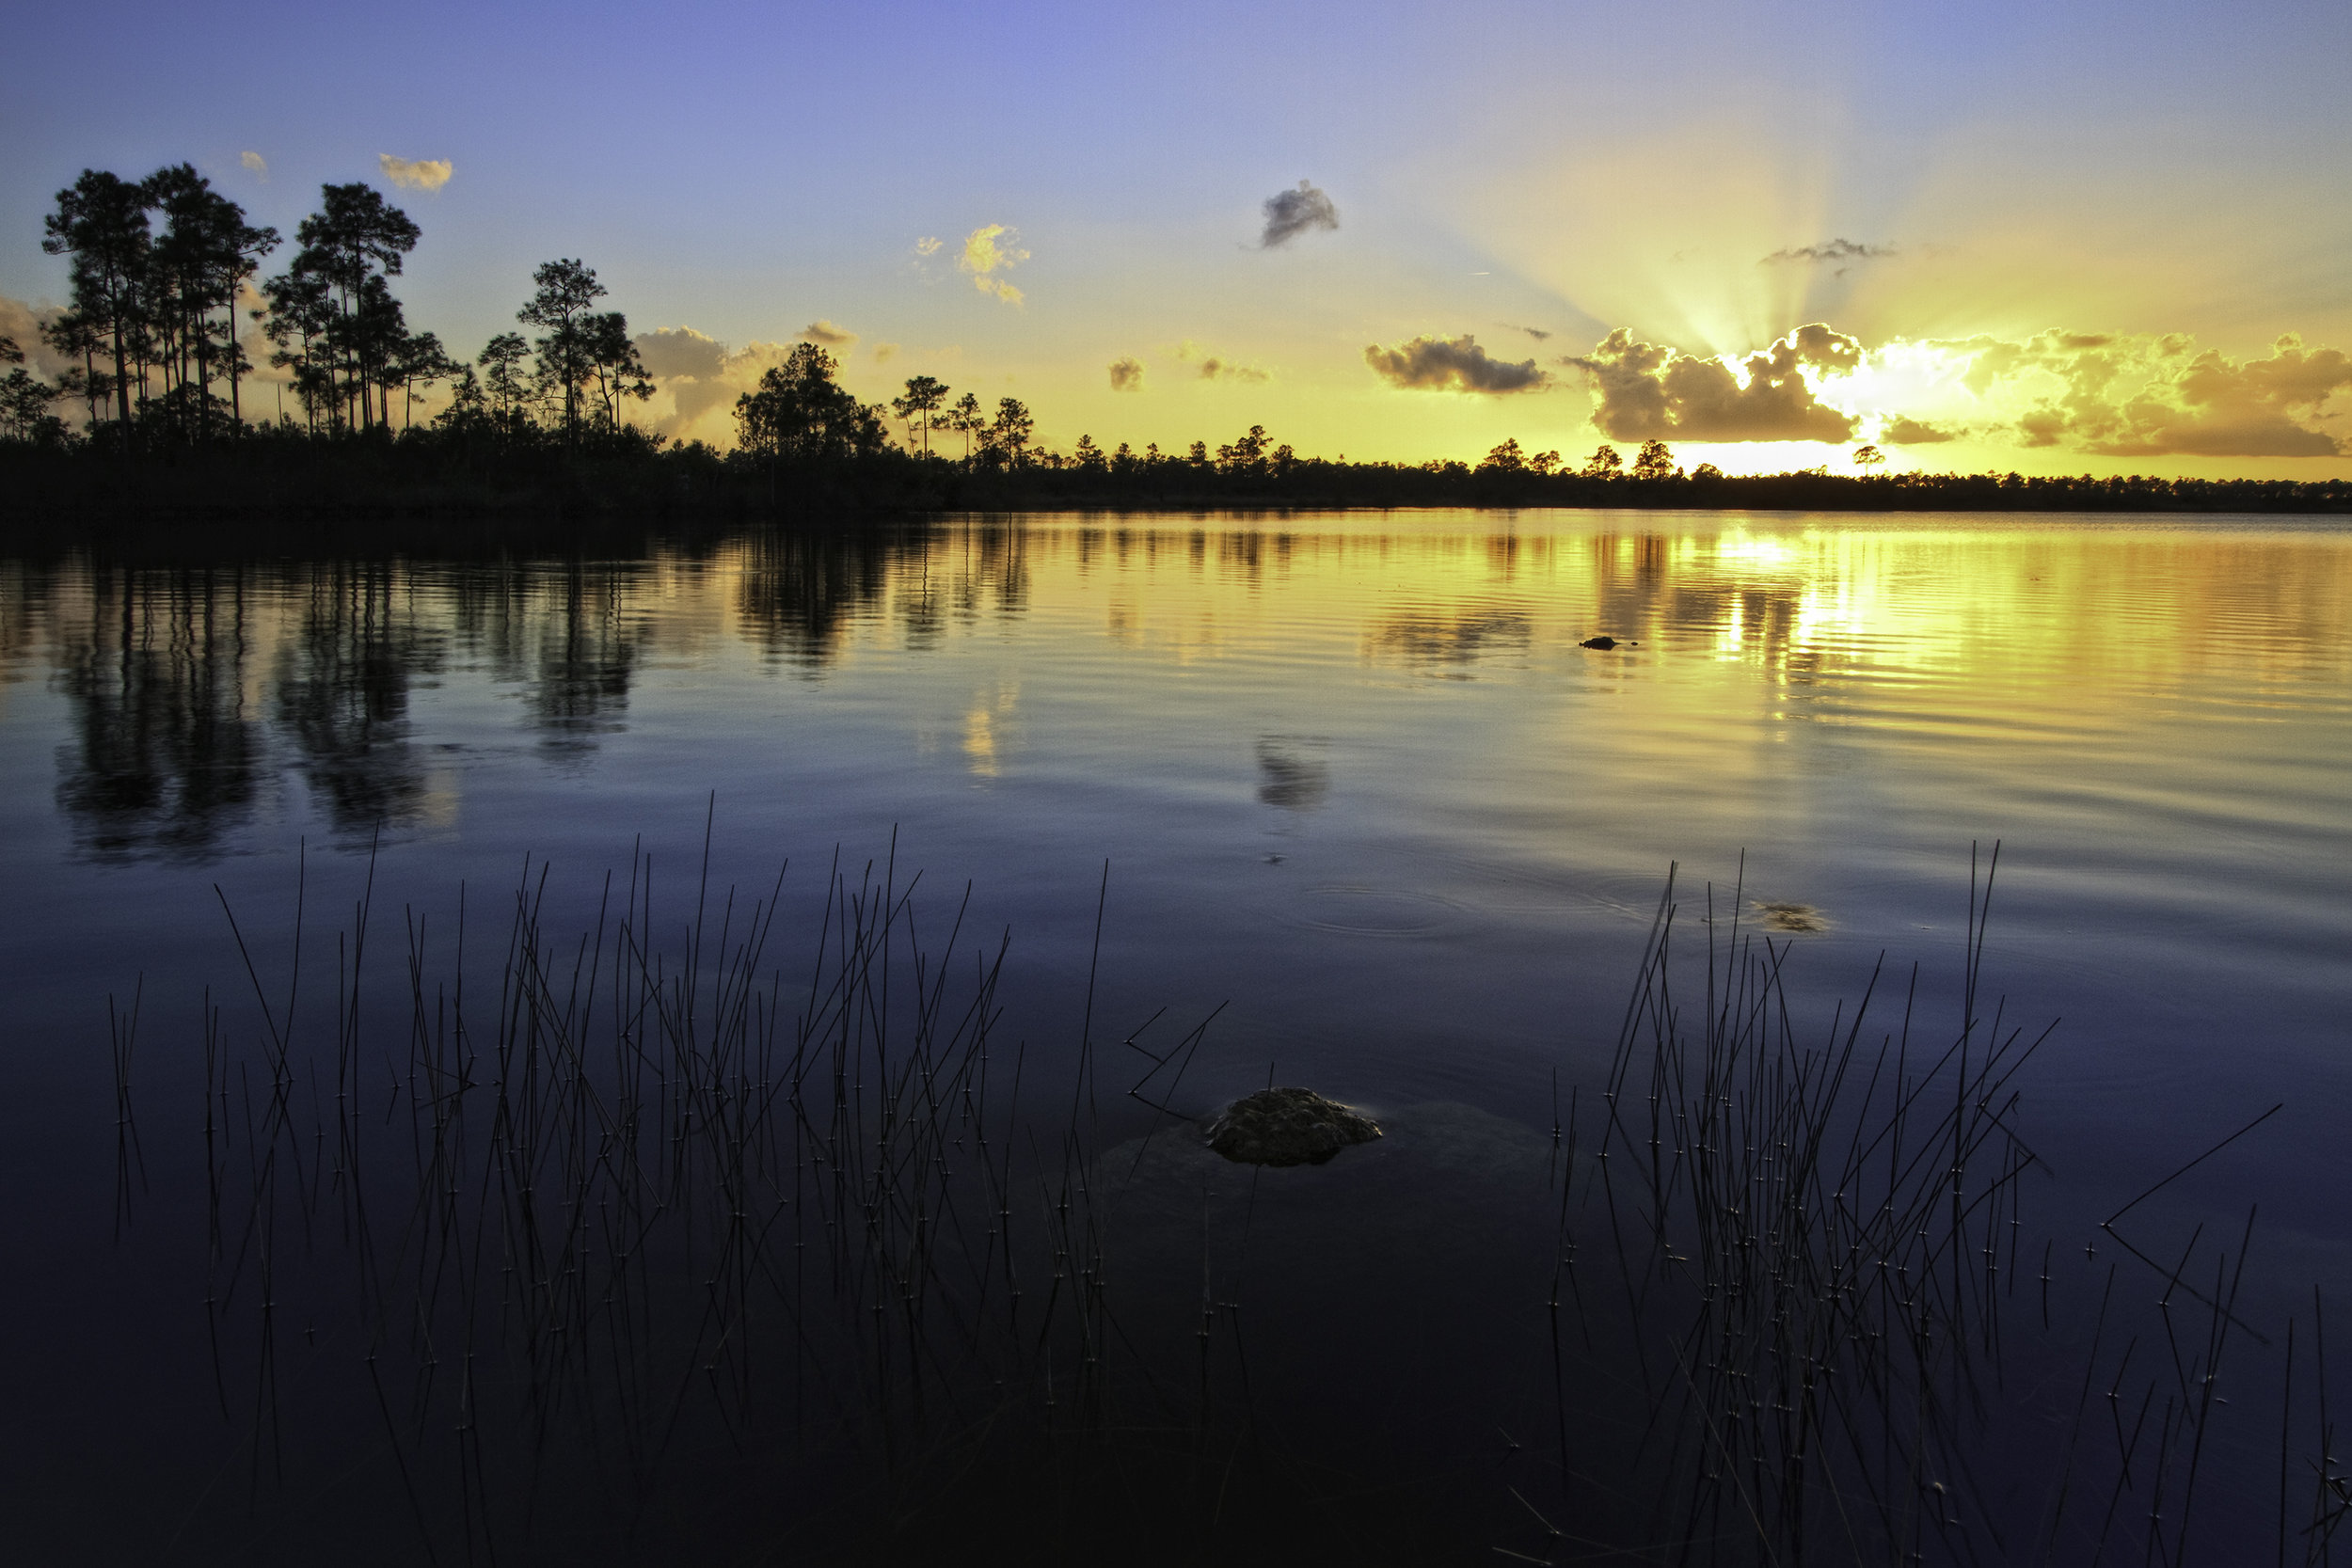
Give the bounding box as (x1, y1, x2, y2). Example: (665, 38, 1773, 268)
(914, 236, 942, 258)
(239, 150, 267, 180)
(1363, 334, 1549, 394)
(800, 319, 857, 348)
(378, 154, 452, 192)
(958, 224, 1028, 305)
(1259, 180, 1339, 248)
(1880, 417, 1957, 445)
(872, 342, 898, 362)
(1173, 340, 1271, 383)
(1505, 323, 1552, 341)
(1909, 328, 2352, 457)
(1565, 325, 1861, 440)
(1108, 356, 1144, 392)
(0, 295, 72, 376)
(1760, 238, 1896, 265)
(629, 327, 805, 442)
(634, 325, 729, 381)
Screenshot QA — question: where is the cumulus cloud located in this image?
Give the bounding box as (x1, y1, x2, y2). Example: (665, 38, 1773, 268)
(1761, 238, 1895, 265)
(1888, 327, 2351, 456)
(634, 325, 728, 381)
(378, 154, 453, 192)
(1363, 334, 1549, 394)
(1565, 325, 1861, 441)
(239, 150, 267, 180)
(1259, 181, 1338, 248)
(958, 224, 1028, 305)
(1108, 356, 1144, 392)
(0, 295, 72, 375)
(800, 319, 857, 348)
(628, 327, 807, 443)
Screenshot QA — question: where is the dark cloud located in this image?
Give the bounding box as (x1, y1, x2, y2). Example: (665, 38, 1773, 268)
(1259, 181, 1339, 248)
(1108, 356, 1144, 392)
(1364, 334, 1549, 394)
(1565, 325, 1860, 441)
(1881, 417, 1957, 445)
(1506, 323, 1552, 341)
(1760, 238, 1896, 265)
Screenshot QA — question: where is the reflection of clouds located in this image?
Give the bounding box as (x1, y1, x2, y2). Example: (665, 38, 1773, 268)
(1363, 607, 1532, 672)
(1256, 736, 1329, 811)
(961, 682, 1020, 777)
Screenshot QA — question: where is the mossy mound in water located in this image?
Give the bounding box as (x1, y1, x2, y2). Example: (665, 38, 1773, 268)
(1204, 1087, 1383, 1167)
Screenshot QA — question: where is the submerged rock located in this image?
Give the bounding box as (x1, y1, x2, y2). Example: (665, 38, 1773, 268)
(1579, 635, 1619, 650)
(1204, 1087, 1383, 1167)
(1755, 900, 1826, 933)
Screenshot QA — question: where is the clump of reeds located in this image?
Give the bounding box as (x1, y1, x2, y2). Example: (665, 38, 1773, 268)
(1507, 846, 2345, 1567)
(183, 825, 1253, 1561)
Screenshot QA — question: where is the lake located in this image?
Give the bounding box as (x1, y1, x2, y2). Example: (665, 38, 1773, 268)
(2, 509, 2346, 1561)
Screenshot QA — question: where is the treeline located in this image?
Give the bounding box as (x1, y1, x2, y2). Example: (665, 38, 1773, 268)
(8, 162, 2348, 517)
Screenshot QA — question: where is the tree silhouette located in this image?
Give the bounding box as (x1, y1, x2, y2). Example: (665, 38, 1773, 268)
(41, 170, 151, 439)
(1581, 444, 1623, 479)
(943, 392, 984, 462)
(890, 374, 948, 457)
(1478, 437, 1526, 474)
(278, 182, 420, 433)
(583, 312, 652, 433)
(479, 332, 535, 427)
(517, 260, 605, 444)
(986, 397, 1035, 467)
(735, 342, 884, 464)
(1852, 443, 1885, 468)
(1631, 439, 1676, 480)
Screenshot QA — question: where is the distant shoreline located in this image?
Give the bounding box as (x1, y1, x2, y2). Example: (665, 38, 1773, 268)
(4, 443, 2346, 536)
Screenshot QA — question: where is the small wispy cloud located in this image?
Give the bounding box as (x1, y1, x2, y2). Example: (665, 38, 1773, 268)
(1174, 340, 1271, 383)
(959, 224, 1029, 306)
(914, 236, 943, 258)
(379, 154, 453, 193)
(1108, 356, 1144, 392)
(1259, 180, 1338, 248)
(1363, 334, 1549, 393)
(239, 150, 267, 181)
(1505, 323, 1551, 341)
(873, 342, 898, 362)
(800, 319, 857, 348)
(1760, 238, 1894, 265)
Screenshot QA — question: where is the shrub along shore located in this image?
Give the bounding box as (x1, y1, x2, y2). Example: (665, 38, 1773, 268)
(6, 432, 2347, 531)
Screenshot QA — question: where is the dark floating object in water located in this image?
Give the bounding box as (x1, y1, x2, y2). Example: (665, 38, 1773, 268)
(1580, 635, 1634, 649)
(1204, 1086, 1383, 1166)
(1756, 900, 1826, 933)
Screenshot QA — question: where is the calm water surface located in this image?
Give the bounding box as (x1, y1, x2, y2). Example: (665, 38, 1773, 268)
(2, 509, 2346, 1553)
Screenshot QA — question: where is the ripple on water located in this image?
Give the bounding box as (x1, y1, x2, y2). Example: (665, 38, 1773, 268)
(1281, 884, 1468, 937)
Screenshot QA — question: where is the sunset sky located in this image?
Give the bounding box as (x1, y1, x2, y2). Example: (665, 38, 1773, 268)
(5, 0, 2347, 477)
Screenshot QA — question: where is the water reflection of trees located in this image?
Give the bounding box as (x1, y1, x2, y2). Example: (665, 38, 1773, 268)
(274, 564, 444, 828)
(735, 524, 1032, 665)
(1363, 608, 1533, 671)
(53, 564, 264, 857)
